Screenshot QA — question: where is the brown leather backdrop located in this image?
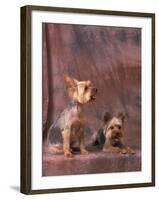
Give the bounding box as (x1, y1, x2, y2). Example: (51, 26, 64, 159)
(42, 23, 141, 149)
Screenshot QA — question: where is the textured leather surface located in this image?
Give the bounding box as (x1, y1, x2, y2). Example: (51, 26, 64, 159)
(42, 23, 141, 175)
(43, 141, 141, 176)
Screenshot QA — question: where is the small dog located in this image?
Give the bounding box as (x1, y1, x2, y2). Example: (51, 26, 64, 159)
(93, 112, 135, 154)
(47, 75, 97, 157)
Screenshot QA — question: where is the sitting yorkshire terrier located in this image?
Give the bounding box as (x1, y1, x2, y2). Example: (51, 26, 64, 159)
(47, 75, 97, 157)
(93, 112, 135, 154)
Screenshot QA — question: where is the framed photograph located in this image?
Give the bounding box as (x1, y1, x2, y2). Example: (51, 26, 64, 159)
(21, 5, 155, 194)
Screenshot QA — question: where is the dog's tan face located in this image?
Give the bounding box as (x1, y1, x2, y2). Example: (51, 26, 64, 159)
(64, 75, 97, 104)
(104, 112, 125, 145)
(106, 119, 124, 145)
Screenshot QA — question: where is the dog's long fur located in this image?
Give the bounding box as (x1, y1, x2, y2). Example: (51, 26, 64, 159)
(47, 75, 97, 157)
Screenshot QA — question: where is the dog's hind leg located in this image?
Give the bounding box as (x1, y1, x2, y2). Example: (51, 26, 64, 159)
(48, 144, 63, 154)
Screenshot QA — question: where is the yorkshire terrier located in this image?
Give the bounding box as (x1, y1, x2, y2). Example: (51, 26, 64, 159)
(93, 112, 135, 154)
(47, 75, 97, 157)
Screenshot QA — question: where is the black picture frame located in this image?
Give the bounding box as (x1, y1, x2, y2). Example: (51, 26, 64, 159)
(20, 5, 155, 194)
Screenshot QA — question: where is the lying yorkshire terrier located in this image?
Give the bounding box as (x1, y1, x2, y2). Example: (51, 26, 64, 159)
(47, 75, 97, 157)
(93, 112, 135, 154)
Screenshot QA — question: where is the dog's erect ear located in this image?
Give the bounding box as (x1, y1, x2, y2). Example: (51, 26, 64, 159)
(103, 112, 112, 124)
(117, 112, 125, 122)
(64, 75, 78, 89)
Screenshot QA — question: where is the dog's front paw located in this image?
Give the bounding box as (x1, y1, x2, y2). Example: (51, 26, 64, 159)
(64, 151, 73, 158)
(120, 147, 136, 154)
(81, 149, 89, 155)
(127, 148, 136, 154)
(120, 149, 127, 154)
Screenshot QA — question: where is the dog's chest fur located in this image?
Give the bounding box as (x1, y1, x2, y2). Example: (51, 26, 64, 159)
(58, 101, 84, 129)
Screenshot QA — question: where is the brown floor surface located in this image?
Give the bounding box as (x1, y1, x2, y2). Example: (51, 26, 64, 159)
(43, 142, 141, 176)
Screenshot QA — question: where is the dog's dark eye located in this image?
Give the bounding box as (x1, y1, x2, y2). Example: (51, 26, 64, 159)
(110, 126, 114, 130)
(85, 86, 88, 91)
(117, 125, 121, 129)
